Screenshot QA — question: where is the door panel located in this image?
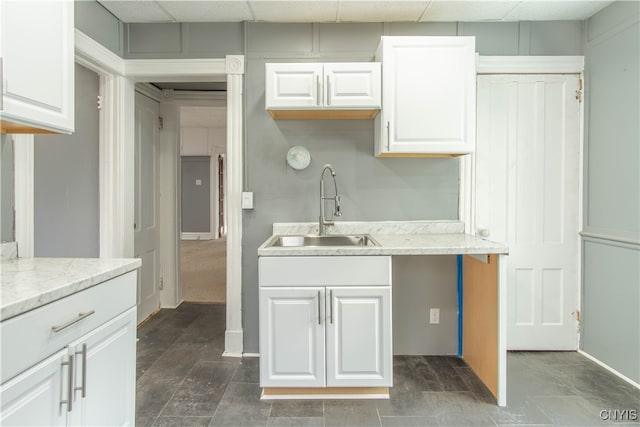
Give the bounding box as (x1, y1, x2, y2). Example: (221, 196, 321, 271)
(259, 287, 325, 387)
(0, 349, 68, 427)
(476, 74, 581, 350)
(326, 287, 392, 387)
(134, 92, 160, 324)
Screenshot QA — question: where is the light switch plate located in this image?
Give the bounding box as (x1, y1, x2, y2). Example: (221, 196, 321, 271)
(429, 308, 440, 324)
(242, 192, 254, 209)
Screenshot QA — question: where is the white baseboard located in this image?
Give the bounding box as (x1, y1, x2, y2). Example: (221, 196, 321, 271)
(181, 232, 215, 240)
(578, 350, 640, 389)
(223, 329, 243, 357)
(243, 353, 260, 358)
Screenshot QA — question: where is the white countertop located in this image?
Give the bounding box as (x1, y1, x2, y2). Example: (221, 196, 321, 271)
(1, 257, 141, 321)
(258, 221, 509, 257)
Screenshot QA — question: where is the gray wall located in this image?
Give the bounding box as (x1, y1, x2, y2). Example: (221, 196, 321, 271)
(1, 135, 14, 243)
(181, 156, 211, 233)
(582, 1, 640, 383)
(124, 20, 586, 353)
(34, 64, 100, 257)
(75, 0, 124, 56)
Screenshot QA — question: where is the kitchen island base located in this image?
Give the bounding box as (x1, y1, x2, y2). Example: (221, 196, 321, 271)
(262, 387, 389, 400)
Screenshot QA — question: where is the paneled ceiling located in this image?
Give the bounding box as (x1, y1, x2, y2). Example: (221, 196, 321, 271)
(98, 0, 612, 23)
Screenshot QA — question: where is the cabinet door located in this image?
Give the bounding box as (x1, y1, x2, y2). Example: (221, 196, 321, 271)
(265, 63, 323, 108)
(0, 0, 74, 133)
(260, 287, 325, 387)
(326, 287, 392, 387)
(0, 349, 69, 427)
(324, 63, 381, 108)
(377, 37, 475, 156)
(68, 307, 136, 427)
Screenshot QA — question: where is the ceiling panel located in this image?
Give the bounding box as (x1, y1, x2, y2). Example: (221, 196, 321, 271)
(98, 0, 615, 23)
(160, 1, 254, 22)
(99, 0, 175, 22)
(338, 1, 427, 22)
(421, 1, 520, 22)
(505, 1, 611, 21)
(250, 0, 338, 22)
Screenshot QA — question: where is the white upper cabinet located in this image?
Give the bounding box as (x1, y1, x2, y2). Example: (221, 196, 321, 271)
(265, 62, 381, 119)
(375, 36, 476, 157)
(0, 0, 74, 134)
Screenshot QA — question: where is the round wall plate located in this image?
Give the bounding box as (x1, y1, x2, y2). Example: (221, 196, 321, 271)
(286, 146, 311, 170)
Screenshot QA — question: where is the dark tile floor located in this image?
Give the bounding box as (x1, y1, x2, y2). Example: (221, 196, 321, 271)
(136, 303, 639, 427)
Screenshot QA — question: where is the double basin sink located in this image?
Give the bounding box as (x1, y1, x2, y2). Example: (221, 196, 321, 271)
(266, 234, 380, 248)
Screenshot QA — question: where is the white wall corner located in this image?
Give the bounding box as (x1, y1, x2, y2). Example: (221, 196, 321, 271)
(225, 55, 245, 75)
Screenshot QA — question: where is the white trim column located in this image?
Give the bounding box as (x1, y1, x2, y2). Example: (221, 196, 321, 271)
(13, 135, 34, 258)
(224, 55, 245, 356)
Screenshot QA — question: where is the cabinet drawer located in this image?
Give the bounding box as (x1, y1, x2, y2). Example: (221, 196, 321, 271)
(259, 256, 391, 287)
(0, 271, 136, 383)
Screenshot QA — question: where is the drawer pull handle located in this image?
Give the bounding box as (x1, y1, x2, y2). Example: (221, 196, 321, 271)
(317, 291, 321, 325)
(52, 310, 96, 333)
(330, 290, 334, 324)
(60, 355, 74, 412)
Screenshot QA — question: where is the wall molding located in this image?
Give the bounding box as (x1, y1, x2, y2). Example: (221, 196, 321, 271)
(477, 56, 585, 74)
(578, 350, 640, 389)
(126, 58, 228, 82)
(581, 232, 640, 249)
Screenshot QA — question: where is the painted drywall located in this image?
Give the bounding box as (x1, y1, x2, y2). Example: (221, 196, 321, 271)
(181, 156, 212, 233)
(34, 64, 100, 257)
(123, 20, 585, 353)
(75, 0, 124, 56)
(582, 1, 640, 383)
(1, 135, 14, 243)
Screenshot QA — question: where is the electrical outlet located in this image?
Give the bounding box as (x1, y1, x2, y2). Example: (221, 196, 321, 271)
(429, 308, 440, 324)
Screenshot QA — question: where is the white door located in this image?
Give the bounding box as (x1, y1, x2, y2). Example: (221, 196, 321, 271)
(134, 92, 161, 324)
(265, 63, 323, 108)
(259, 287, 325, 387)
(68, 308, 136, 427)
(323, 63, 381, 108)
(475, 74, 581, 350)
(326, 287, 392, 387)
(0, 349, 68, 427)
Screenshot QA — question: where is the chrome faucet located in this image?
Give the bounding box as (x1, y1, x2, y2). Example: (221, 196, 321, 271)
(319, 164, 342, 235)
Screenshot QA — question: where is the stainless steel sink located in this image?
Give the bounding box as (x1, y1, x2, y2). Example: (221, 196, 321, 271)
(267, 234, 380, 248)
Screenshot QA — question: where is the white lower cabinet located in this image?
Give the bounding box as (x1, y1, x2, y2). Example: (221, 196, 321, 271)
(0, 349, 69, 427)
(0, 272, 137, 426)
(259, 256, 392, 389)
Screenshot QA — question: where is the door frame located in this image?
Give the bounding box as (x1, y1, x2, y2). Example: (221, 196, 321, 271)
(73, 30, 245, 356)
(461, 55, 585, 351)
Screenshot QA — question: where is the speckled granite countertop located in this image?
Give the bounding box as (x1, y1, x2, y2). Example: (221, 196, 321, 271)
(1, 258, 141, 321)
(258, 221, 509, 256)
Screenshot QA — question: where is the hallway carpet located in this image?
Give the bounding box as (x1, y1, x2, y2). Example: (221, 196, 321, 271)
(136, 304, 640, 427)
(180, 238, 226, 303)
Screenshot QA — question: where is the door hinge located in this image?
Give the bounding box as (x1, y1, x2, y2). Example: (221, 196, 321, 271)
(573, 309, 581, 322)
(158, 116, 164, 131)
(159, 277, 164, 290)
(96, 95, 103, 110)
(575, 79, 583, 103)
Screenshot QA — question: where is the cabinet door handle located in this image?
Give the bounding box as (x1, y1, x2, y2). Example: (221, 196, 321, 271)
(330, 290, 334, 324)
(386, 121, 391, 151)
(326, 75, 331, 106)
(317, 291, 321, 325)
(75, 344, 88, 398)
(51, 310, 96, 333)
(60, 354, 74, 412)
(316, 75, 321, 106)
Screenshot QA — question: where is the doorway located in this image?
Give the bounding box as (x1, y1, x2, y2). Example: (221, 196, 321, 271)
(178, 105, 227, 303)
(475, 74, 582, 350)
